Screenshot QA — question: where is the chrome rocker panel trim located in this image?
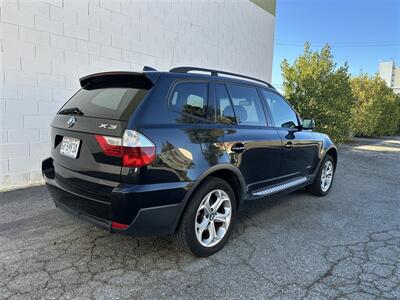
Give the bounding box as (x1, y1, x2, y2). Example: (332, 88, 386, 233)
(252, 176, 308, 196)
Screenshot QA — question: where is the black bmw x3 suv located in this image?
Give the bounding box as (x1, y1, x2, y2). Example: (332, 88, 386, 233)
(42, 66, 337, 257)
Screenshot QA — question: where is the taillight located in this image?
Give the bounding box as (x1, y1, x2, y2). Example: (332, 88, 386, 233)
(95, 130, 156, 167)
(95, 135, 122, 157)
(121, 130, 156, 167)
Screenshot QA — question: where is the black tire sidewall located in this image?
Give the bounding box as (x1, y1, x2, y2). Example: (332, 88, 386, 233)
(181, 177, 237, 257)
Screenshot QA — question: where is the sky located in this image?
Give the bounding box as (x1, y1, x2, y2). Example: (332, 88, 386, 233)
(272, 0, 400, 89)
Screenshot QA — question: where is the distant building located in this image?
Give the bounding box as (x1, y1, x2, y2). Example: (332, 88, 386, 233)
(378, 61, 400, 94)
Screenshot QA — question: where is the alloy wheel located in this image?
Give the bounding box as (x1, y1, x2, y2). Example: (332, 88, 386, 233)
(320, 160, 334, 192)
(195, 189, 232, 247)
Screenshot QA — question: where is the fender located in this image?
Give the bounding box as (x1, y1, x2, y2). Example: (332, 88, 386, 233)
(191, 163, 246, 202)
(312, 145, 338, 180)
(170, 163, 246, 232)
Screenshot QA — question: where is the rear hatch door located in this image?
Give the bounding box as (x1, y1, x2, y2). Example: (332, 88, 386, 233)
(51, 73, 155, 198)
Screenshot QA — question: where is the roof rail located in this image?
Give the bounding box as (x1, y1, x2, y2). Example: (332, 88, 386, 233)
(169, 66, 275, 89)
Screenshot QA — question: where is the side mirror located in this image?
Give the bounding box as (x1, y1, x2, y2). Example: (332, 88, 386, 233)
(281, 121, 297, 129)
(302, 119, 316, 130)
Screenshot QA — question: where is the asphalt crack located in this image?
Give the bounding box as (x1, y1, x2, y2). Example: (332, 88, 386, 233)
(1, 138, 399, 299)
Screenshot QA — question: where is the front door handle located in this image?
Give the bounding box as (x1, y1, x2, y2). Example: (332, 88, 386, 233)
(231, 143, 246, 153)
(284, 141, 293, 149)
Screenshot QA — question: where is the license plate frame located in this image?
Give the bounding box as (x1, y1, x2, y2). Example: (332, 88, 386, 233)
(60, 136, 81, 159)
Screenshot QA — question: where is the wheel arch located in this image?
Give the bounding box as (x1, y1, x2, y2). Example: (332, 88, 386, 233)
(187, 164, 246, 209)
(172, 164, 246, 232)
(326, 146, 338, 168)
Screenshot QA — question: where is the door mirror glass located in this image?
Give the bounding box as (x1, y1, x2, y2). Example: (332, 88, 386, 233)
(302, 119, 316, 130)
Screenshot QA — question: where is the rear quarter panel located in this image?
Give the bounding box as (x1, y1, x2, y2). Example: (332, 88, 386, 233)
(121, 74, 232, 185)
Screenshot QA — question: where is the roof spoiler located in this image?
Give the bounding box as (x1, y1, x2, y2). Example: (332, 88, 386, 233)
(79, 70, 160, 88)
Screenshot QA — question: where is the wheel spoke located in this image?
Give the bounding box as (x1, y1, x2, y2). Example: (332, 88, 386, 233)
(211, 191, 228, 211)
(195, 218, 209, 243)
(214, 209, 230, 223)
(196, 217, 208, 233)
(208, 222, 217, 241)
(200, 192, 213, 215)
(198, 204, 210, 216)
(211, 197, 223, 211)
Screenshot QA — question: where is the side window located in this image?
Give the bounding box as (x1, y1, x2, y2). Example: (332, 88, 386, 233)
(226, 84, 267, 126)
(262, 90, 298, 128)
(215, 83, 236, 124)
(170, 82, 208, 118)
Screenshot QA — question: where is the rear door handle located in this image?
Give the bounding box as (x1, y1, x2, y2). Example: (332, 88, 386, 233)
(284, 142, 293, 149)
(231, 144, 246, 153)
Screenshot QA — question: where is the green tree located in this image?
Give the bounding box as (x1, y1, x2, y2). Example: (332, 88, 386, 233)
(350, 74, 400, 137)
(281, 43, 354, 142)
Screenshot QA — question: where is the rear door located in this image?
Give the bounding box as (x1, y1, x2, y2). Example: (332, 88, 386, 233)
(216, 82, 282, 194)
(51, 76, 152, 191)
(261, 89, 320, 178)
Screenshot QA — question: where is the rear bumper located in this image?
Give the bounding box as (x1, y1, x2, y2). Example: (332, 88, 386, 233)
(42, 157, 191, 236)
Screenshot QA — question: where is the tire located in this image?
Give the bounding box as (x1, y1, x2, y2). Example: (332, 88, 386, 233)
(174, 177, 237, 257)
(307, 154, 335, 196)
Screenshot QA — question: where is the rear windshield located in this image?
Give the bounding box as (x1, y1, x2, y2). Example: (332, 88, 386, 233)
(59, 84, 149, 121)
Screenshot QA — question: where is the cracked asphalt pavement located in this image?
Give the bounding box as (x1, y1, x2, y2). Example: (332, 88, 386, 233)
(1, 136, 399, 299)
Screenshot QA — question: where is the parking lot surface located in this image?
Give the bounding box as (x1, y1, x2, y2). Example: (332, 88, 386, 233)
(0, 136, 399, 299)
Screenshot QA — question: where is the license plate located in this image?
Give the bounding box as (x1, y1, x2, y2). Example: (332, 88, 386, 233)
(60, 137, 80, 159)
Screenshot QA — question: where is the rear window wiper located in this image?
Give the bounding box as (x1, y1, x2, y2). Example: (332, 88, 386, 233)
(58, 107, 84, 115)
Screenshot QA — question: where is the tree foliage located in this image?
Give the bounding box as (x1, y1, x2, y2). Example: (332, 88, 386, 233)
(281, 43, 355, 142)
(350, 74, 400, 137)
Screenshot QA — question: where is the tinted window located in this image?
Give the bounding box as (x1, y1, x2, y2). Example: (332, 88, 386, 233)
(170, 82, 208, 118)
(59, 85, 149, 121)
(262, 90, 298, 128)
(226, 84, 267, 126)
(215, 83, 236, 124)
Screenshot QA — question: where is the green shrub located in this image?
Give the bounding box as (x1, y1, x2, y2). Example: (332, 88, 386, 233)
(281, 43, 355, 143)
(350, 74, 400, 137)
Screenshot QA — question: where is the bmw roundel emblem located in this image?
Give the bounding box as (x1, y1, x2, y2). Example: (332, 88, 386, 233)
(67, 116, 76, 128)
